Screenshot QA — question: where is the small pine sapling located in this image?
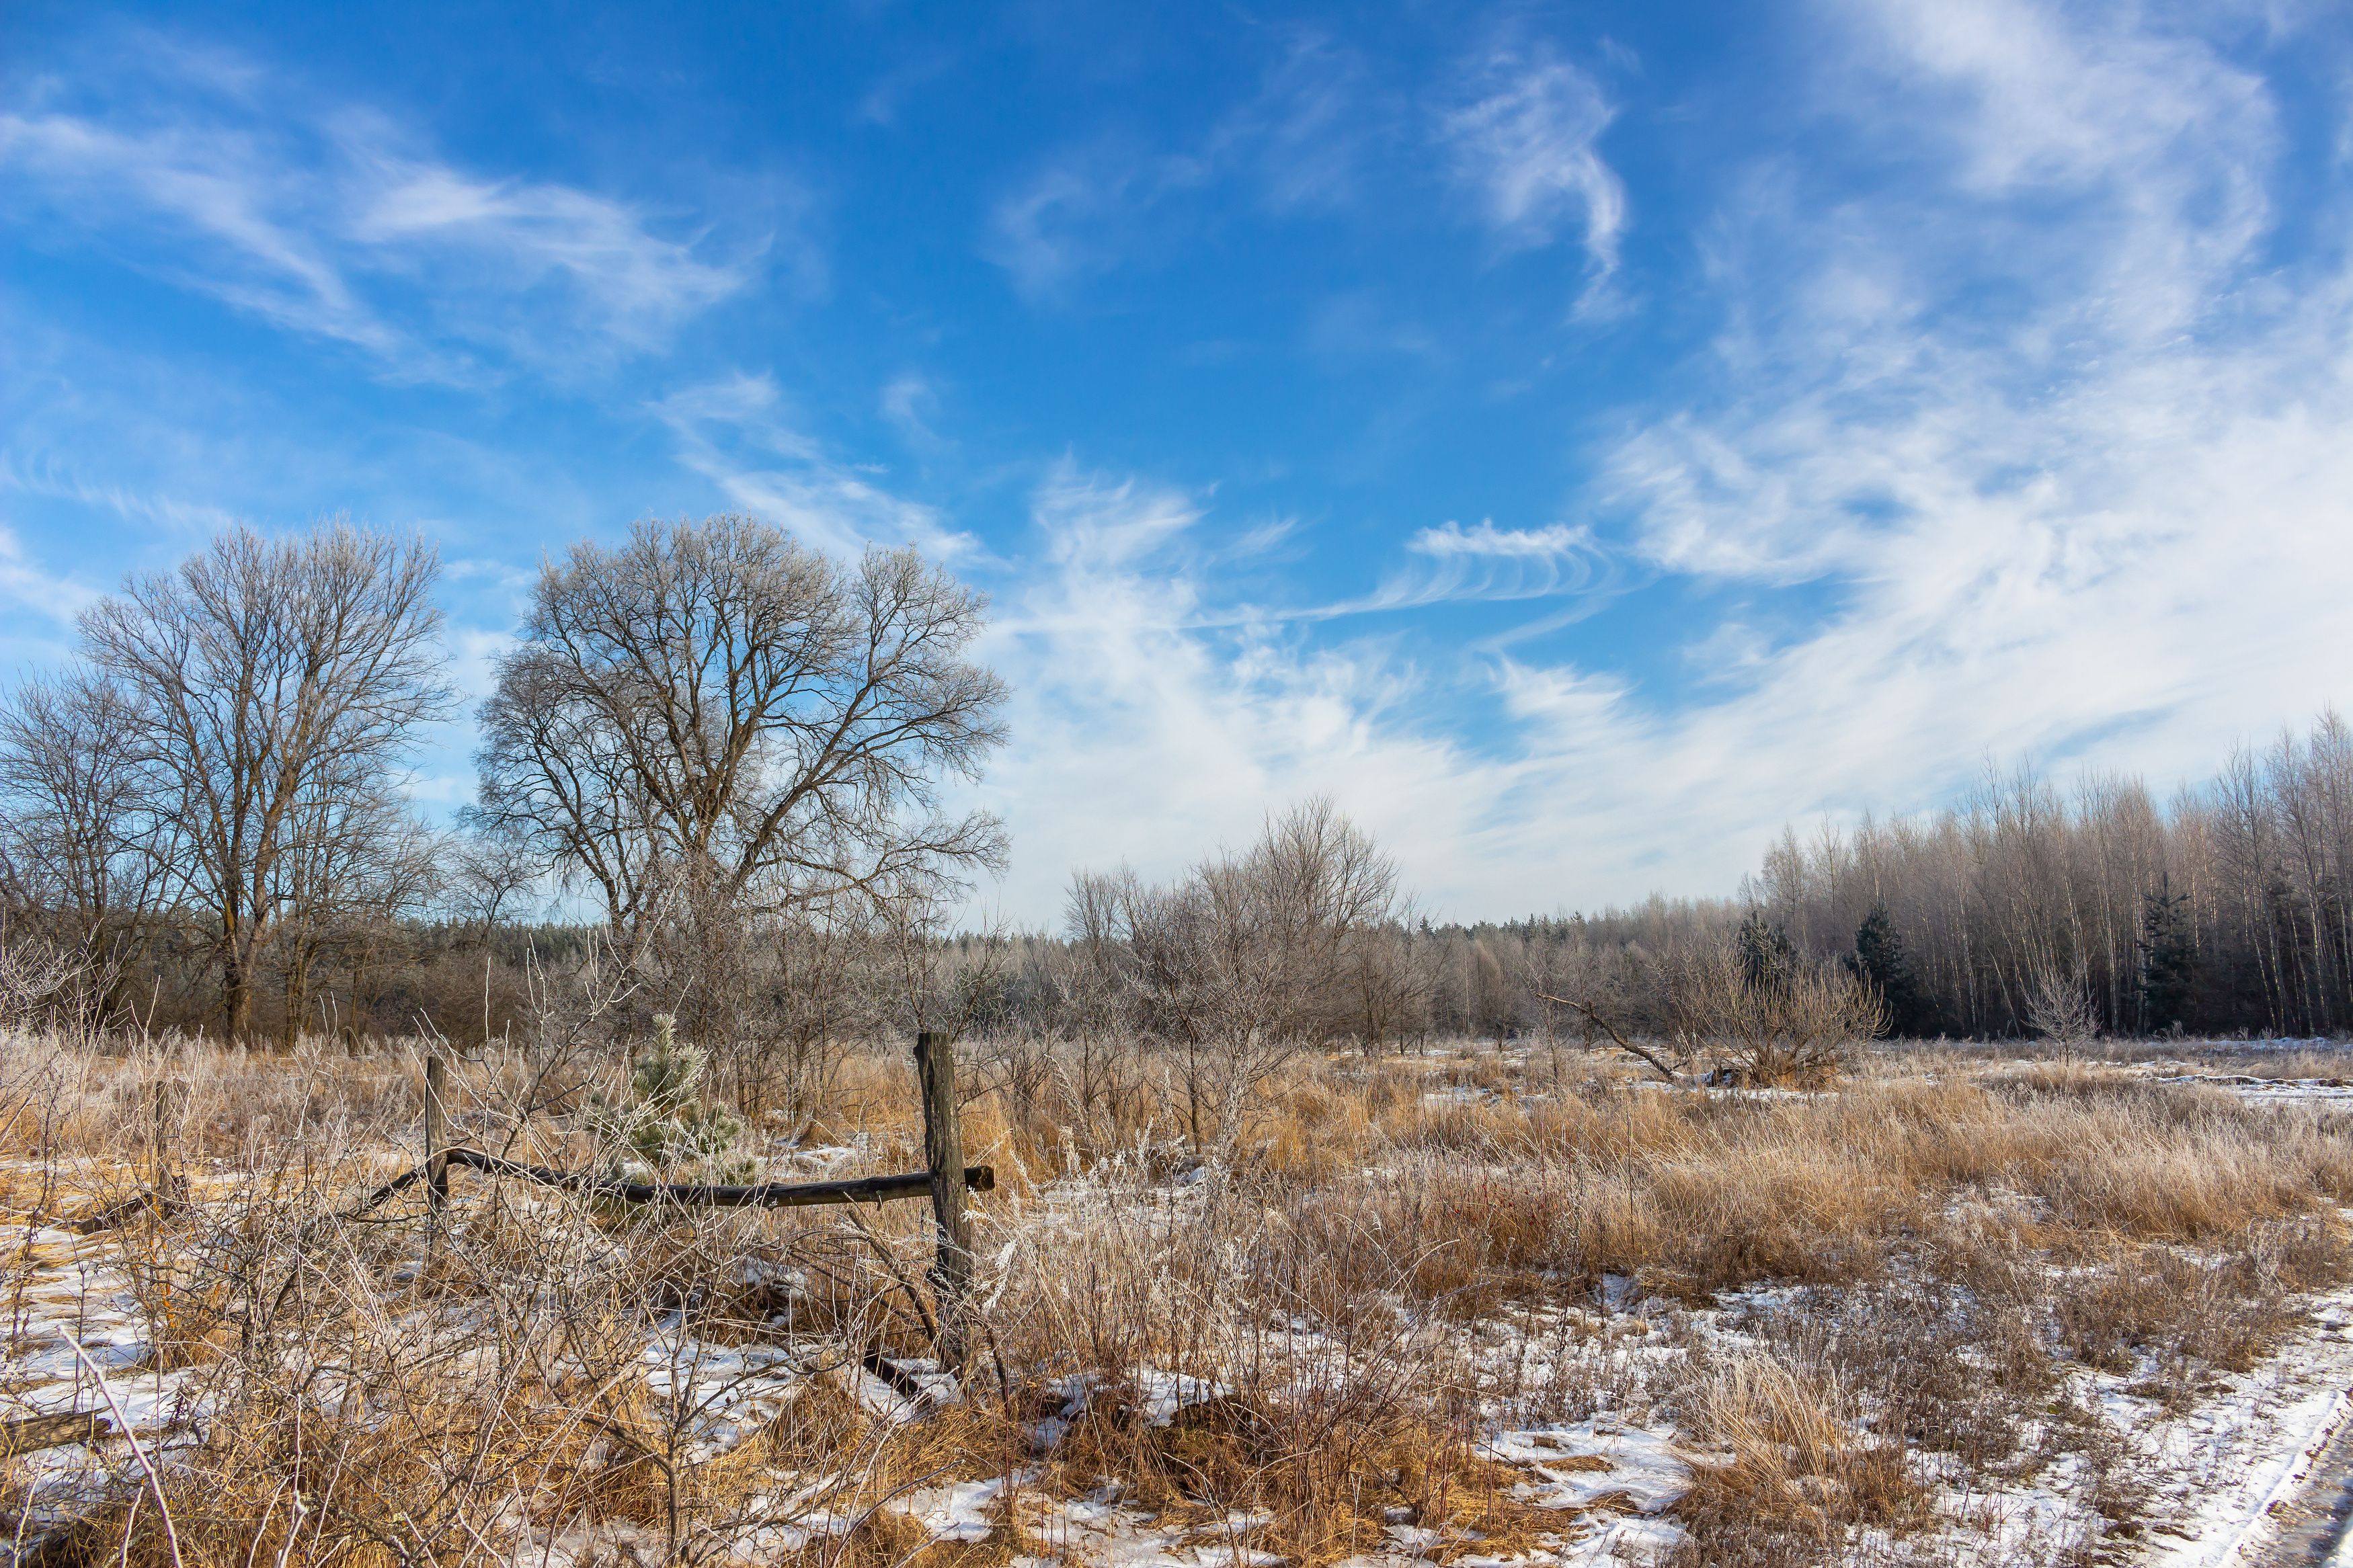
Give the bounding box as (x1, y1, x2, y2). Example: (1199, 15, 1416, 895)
(588, 1014, 754, 1182)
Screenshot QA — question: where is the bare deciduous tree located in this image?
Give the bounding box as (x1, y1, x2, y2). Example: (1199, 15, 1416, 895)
(77, 522, 452, 1040)
(266, 798, 443, 1048)
(1072, 798, 1404, 1153)
(0, 669, 171, 1014)
(473, 515, 1010, 938)
(444, 821, 545, 943)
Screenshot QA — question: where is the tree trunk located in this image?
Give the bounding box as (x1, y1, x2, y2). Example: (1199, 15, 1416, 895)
(282, 947, 311, 1054)
(221, 944, 253, 1043)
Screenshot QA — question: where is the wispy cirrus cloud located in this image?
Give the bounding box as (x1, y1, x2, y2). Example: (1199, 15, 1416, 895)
(649, 372, 976, 562)
(1436, 38, 1627, 286)
(984, 30, 1381, 300)
(986, 24, 1633, 321)
(0, 521, 99, 626)
(983, 147, 1213, 300)
(0, 36, 796, 380)
(0, 515, 102, 678)
(1532, 0, 2353, 878)
(959, 0, 2353, 922)
(1277, 519, 1619, 625)
(0, 450, 245, 538)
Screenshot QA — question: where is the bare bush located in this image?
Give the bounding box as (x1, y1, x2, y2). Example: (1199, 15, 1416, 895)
(2023, 960, 2100, 1059)
(1667, 938, 1883, 1087)
(0, 930, 108, 1034)
(1069, 798, 1404, 1153)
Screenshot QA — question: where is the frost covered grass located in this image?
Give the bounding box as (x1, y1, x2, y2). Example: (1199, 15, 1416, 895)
(1, 1029, 2350, 1567)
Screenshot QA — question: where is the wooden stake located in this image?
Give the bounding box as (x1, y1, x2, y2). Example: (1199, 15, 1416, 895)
(149, 1079, 168, 1195)
(148, 1079, 184, 1206)
(424, 1048, 449, 1217)
(914, 1030, 972, 1372)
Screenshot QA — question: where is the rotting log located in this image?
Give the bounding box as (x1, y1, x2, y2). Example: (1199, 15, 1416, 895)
(69, 1188, 182, 1235)
(0, 1410, 113, 1456)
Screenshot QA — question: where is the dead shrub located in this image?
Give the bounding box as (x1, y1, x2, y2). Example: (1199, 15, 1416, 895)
(1667, 938, 1882, 1087)
(1670, 1348, 1925, 1565)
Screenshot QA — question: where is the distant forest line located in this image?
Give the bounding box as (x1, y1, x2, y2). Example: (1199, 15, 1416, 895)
(1, 516, 2346, 1051)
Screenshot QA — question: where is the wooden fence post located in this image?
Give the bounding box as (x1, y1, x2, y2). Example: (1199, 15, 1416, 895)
(149, 1079, 184, 1206)
(914, 1030, 971, 1372)
(424, 1048, 449, 1227)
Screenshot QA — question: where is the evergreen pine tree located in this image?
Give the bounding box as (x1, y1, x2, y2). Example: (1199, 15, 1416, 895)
(1852, 902, 1931, 1038)
(2137, 876, 2197, 1034)
(1737, 911, 1798, 997)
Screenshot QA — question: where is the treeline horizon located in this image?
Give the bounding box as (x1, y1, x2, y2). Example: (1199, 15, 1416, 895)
(0, 515, 2346, 1055)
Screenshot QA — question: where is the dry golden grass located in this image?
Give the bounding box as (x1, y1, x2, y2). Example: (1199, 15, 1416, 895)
(0, 1030, 2347, 1567)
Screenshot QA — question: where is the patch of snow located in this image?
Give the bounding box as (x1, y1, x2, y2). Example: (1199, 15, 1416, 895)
(1483, 1419, 1690, 1515)
(2136, 1305, 2353, 1567)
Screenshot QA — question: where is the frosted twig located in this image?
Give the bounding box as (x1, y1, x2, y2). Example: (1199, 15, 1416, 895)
(58, 1327, 186, 1568)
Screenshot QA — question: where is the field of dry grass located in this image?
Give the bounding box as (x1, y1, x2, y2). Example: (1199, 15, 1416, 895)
(1, 1030, 2350, 1568)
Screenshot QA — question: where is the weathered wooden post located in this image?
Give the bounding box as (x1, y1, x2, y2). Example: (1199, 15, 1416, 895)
(149, 1079, 185, 1207)
(424, 1048, 450, 1235)
(914, 1030, 972, 1372)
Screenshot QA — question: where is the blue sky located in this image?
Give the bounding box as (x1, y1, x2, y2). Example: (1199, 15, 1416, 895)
(4, 0, 2352, 923)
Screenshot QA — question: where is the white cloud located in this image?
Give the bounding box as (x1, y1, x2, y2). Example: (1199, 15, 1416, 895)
(0, 44, 782, 378)
(340, 134, 753, 343)
(650, 372, 975, 561)
(1410, 518, 1589, 561)
(1283, 518, 1618, 624)
(976, 462, 1507, 917)
(1821, 0, 2276, 342)
(1437, 40, 1627, 280)
(880, 372, 945, 450)
(1216, 32, 1379, 214)
(0, 452, 245, 537)
(984, 150, 1211, 300)
(1542, 0, 2353, 884)
(0, 521, 97, 625)
(964, 0, 2353, 924)
(0, 519, 98, 680)
(983, 32, 1372, 300)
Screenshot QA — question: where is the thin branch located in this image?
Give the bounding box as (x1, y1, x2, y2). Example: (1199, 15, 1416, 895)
(59, 1328, 186, 1568)
(1536, 993, 1681, 1083)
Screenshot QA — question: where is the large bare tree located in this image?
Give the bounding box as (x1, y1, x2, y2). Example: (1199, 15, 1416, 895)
(77, 522, 451, 1040)
(0, 670, 170, 951)
(0, 669, 173, 1022)
(473, 515, 1010, 936)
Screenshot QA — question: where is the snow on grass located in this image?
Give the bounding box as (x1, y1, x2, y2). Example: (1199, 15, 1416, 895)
(2132, 1286, 2353, 1565)
(1483, 1418, 1690, 1515)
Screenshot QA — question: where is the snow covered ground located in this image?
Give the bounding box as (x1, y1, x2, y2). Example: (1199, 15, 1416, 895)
(8, 1079, 2353, 1567)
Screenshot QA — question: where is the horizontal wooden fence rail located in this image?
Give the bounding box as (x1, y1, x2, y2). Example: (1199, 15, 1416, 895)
(70, 1154, 996, 1235)
(356, 1146, 995, 1215)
